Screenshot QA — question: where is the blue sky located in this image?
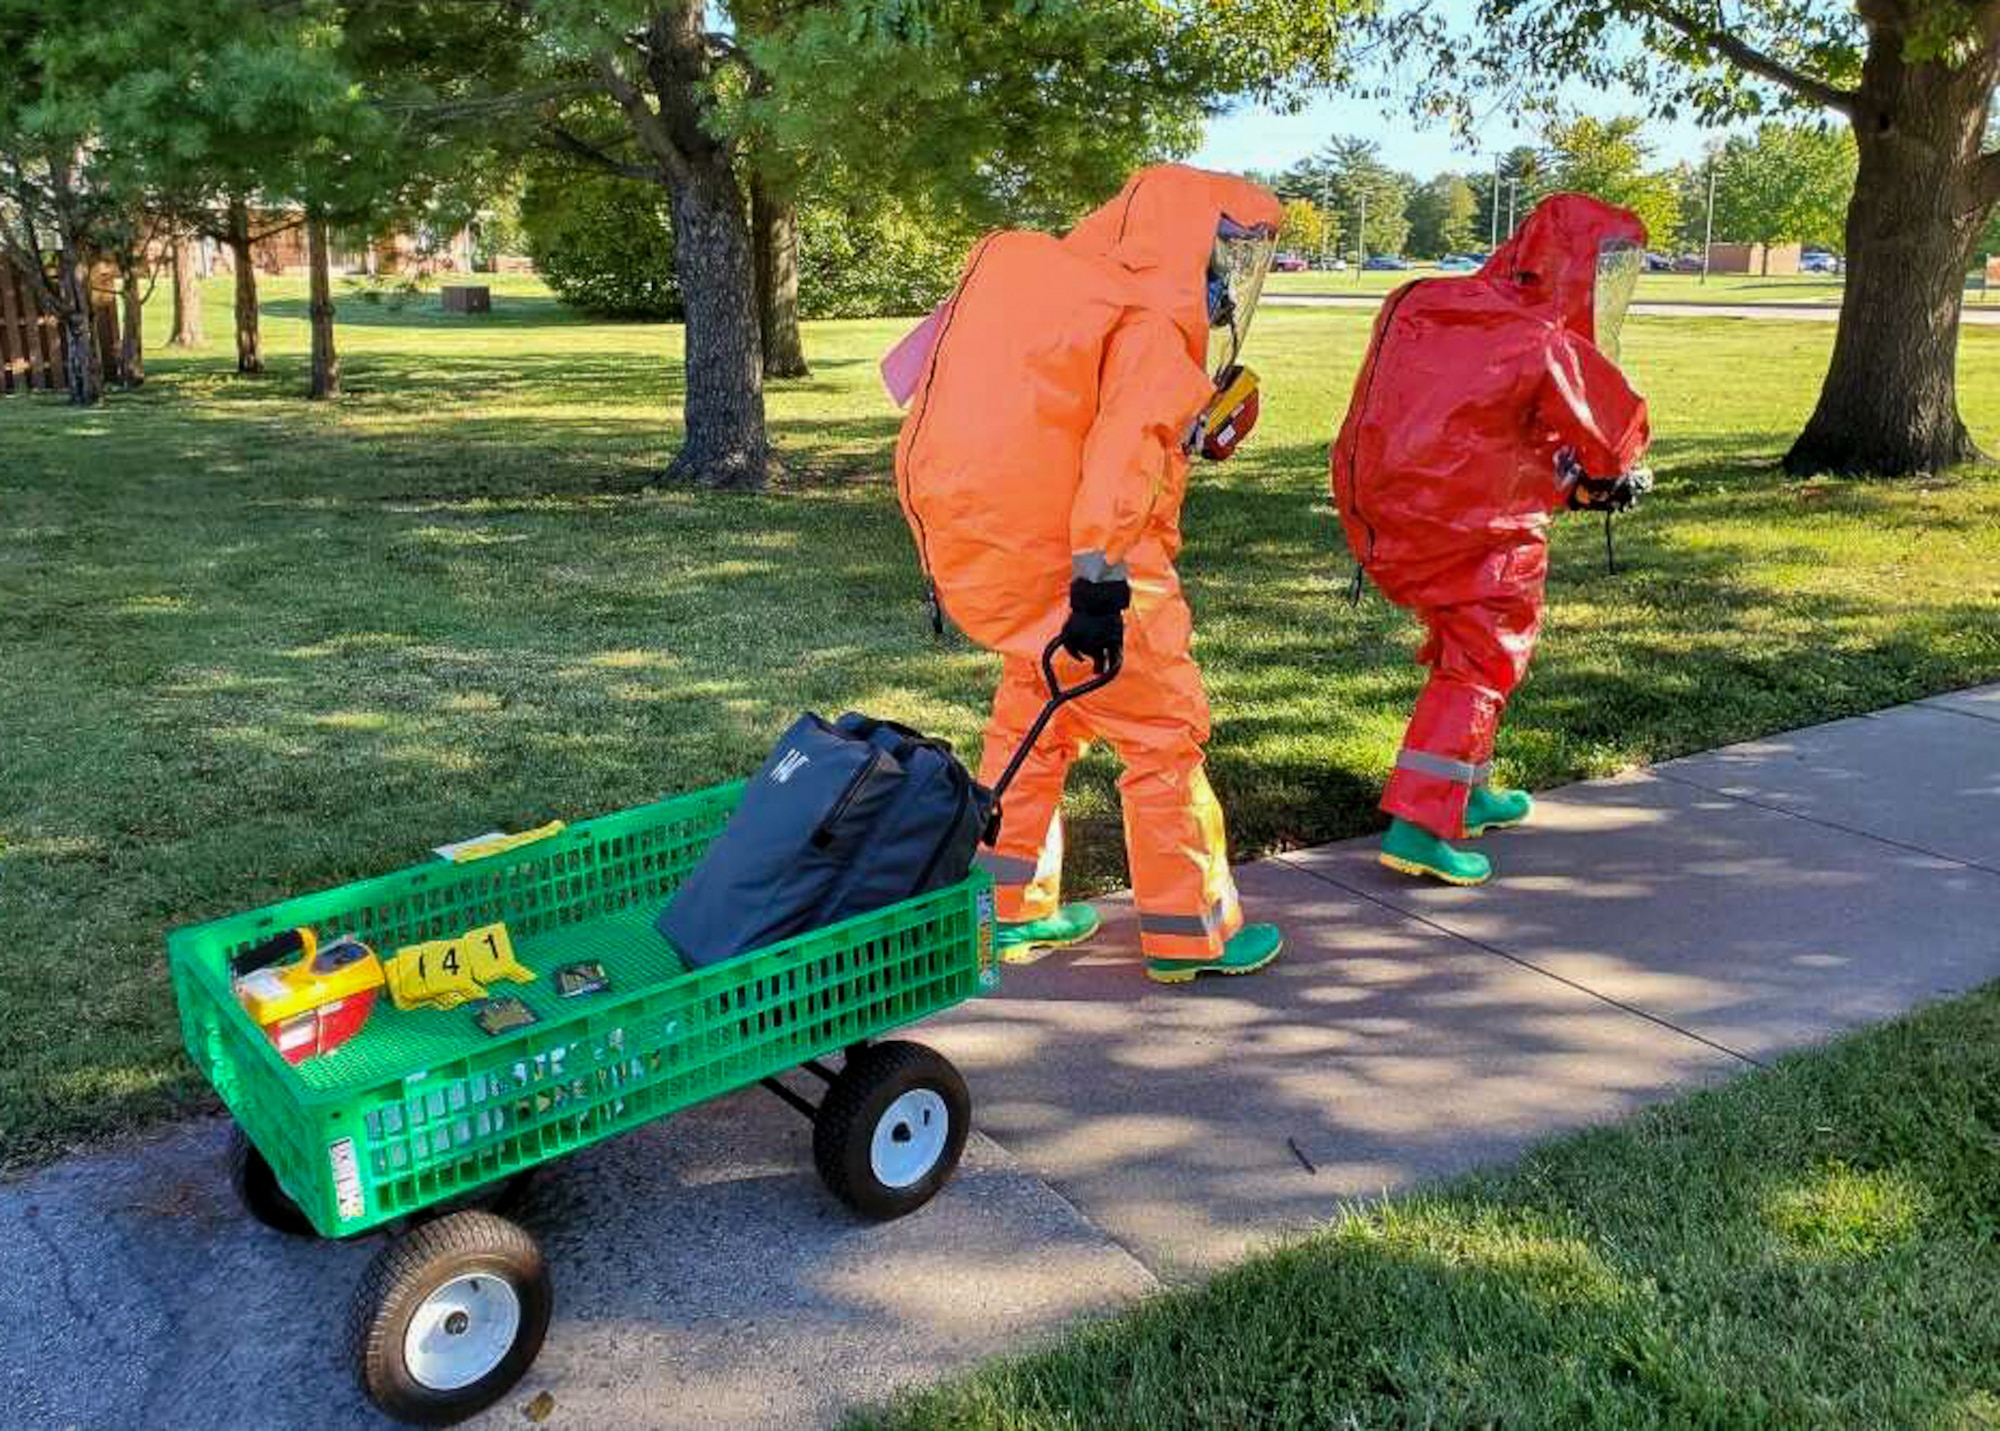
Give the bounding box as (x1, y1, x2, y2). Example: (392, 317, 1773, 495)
(1190, 82, 1731, 180)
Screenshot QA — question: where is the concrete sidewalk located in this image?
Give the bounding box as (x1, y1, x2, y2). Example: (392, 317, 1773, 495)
(4, 686, 1996, 1426)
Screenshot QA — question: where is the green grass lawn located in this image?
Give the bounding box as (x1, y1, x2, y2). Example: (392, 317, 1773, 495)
(1, 276, 1998, 1168)
(856, 981, 2000, 1429)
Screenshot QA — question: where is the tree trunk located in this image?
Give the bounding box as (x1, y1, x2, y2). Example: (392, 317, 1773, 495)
(307, 208, 340, 401)
(752, 176, 809, 379)
(57, 247, 101, 406)
(227, 199, 263, 375)
(170, 237, 203, 347)
(661, 167, 772, 487)
(1785, 32, 1996, 476)
(120, 265, 145, 387)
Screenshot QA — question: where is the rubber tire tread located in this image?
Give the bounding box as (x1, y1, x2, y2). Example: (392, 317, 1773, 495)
(812, 1040, 970, 1222)
(227, 1128, 316, 1238)
(346, 1209, 551, 1427)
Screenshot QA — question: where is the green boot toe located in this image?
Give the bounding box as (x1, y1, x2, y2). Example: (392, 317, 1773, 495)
(996, 903, 1102, 963)
(1465, 785, 1534, 837)
(1146, 923, 1284, 985)
(1379, 818, 1492, 886)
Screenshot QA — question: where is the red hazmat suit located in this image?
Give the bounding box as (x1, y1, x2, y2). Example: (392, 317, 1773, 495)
(894, 165, 1283, 960)
(1330, 193, 1652, 840)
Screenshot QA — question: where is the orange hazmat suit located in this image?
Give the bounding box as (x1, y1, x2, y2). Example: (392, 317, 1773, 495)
(893, 165, 1282, 960)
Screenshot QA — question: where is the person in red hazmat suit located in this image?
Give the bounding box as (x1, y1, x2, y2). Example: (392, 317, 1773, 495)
(1330, 192, 1654, 886)
(890, 165, 1284, 984)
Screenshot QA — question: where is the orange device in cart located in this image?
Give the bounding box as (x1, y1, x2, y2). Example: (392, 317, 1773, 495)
(232, 927, 385, 1064)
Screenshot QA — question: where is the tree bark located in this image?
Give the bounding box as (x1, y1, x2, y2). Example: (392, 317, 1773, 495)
(1785, 26, 1997, 476)
(752, 175, 809, 379)
(662, 165, 772, 487)
(170, 236, 203, 348)
(307, 208, 340, 400)
(56, 246, 101, 406)
(227, 199, 263, 375)
(119, 264, 144, 387)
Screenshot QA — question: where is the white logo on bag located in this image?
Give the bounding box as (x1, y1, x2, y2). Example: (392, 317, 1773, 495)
(772, 749, 810, 784)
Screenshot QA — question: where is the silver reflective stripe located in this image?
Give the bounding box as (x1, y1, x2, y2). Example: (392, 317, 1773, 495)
(1395, 749, 1491, 785)
(974, 850, 1039, 884)
(1137, 897, 1230, 939)
(1071, 551, 1130, 583)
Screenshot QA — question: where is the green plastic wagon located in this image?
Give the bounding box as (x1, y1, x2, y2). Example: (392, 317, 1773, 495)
(168, 780, 1000, 1425)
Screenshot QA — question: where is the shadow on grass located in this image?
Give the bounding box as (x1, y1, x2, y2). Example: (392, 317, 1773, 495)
(263, 291, 592, 329)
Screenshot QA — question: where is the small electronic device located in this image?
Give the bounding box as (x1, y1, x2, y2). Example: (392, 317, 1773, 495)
(555, 961, 611, 998)
(232, 928, 385, 1065)
(474, 996, 539, 1036)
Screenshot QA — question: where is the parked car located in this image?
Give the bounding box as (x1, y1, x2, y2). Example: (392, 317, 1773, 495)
(1800, 250, 1843, 275)
(1362, 255, 1410, 271)
(1271, 252, 1309, 273)
(1314, 256, 1349, 271)
(1437, 255, 1478, 272)
(1672, 254, 1704, 274)
(1644, 252, 1675, 273)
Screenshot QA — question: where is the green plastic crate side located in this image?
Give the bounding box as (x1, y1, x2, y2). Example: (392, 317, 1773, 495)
(168, 783, 1000, 1238)
(343, 878, 994, 1231)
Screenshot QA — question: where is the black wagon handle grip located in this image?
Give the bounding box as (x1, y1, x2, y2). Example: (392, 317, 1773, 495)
(984, 637, 1122, 837)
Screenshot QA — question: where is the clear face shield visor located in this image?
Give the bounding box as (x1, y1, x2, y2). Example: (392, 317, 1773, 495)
(1594, 239, 1643, 361)
(1206, 217, 1277, 377)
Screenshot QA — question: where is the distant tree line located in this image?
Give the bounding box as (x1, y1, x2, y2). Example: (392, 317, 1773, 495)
(1257, 116, 1859, 264)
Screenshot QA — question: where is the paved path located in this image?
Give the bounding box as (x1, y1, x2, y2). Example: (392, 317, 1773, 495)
(4, 685, 1996, 1426)
(1267, 292, 2000, 325)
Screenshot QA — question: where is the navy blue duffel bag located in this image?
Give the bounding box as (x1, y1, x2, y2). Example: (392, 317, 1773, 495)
(658, 712, 994, 969)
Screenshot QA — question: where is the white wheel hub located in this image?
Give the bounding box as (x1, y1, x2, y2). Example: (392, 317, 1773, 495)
(405, 1272, 521, 1392)
(870, 1088, 950, 1189)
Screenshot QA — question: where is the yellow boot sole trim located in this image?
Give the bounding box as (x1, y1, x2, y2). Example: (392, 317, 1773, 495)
(1464, 813, 1530, 838)
(1144, 937, 1286, 985)
(1000, 927, 1099, 964)
(1378, 851, 1491, 887)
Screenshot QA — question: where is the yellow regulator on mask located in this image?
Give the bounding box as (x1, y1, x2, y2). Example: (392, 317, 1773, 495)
(1192, 364, 1261, 461)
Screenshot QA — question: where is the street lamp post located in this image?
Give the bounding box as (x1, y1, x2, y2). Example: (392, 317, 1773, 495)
(1321, 171, 1334, 270)
(1490, 153, 1502, 251)
(1355, 188, 1367, 283)
(1701, 159, 1718, 286)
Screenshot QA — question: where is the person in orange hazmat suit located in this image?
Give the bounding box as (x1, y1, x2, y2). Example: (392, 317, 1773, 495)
(891, 164, 1284, 984)
(1330, 192, 1655, 886)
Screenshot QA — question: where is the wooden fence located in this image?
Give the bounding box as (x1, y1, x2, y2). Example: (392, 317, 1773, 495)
(1, 259, 124, 396)
(1, 260, 66, 395)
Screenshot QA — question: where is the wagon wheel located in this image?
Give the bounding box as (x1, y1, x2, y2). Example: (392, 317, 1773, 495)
(347, 1209, 552, 1426)
(812, 1040, 970, 1221)
(227, 1128, 316, 1238)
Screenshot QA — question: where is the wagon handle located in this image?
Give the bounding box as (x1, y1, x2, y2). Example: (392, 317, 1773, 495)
(984, 636, 1121, 841)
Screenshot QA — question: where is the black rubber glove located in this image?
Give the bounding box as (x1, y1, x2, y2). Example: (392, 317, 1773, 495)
(1059, 576, 1130, 675)
(1568, 467, 1653, 513)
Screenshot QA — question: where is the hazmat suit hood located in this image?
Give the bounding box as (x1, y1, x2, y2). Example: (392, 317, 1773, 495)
(1064, 164, 1285, 367)
(1480, 192, 1647, 349)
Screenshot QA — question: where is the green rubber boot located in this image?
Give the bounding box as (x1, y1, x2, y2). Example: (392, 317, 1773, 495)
(1146, 923, 1284, 985)
(996, 903, 1102, 963)
(1465, 785, 1534, 837)
(1379, 818, 1492, 886)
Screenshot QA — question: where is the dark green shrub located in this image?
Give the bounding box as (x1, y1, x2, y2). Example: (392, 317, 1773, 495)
(520, 168, 682, 320)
